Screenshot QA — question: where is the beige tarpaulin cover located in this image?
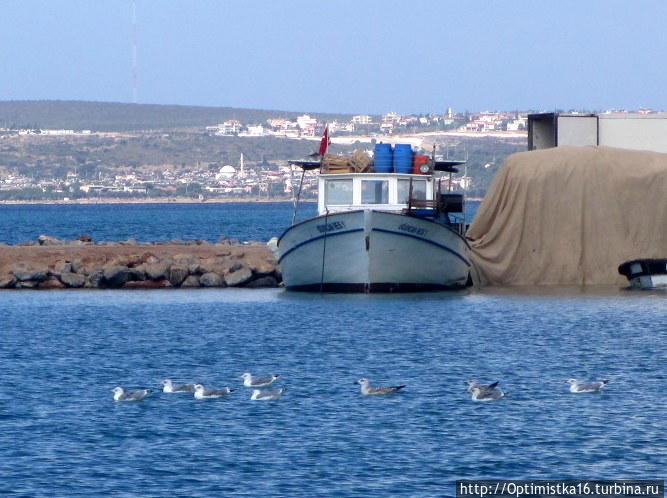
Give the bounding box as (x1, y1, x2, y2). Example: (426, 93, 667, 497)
(467, 146, 667, 286)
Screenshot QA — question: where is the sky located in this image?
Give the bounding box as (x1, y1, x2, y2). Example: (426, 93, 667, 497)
(1, 0, 665, 115)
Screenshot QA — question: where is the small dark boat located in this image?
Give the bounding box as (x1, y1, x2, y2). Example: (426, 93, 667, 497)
(618, 259, 667, 289)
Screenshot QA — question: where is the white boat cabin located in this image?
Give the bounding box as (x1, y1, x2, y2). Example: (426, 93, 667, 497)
(318, 173, 435, 215)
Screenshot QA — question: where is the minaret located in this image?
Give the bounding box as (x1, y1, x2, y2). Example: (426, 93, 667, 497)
(239, 153, 245, 177)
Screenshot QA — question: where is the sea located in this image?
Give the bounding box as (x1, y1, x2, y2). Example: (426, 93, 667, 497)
(0, 200, 478, 245)
(1, 202, 666, 497)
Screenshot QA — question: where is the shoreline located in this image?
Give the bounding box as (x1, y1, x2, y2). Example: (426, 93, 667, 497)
(0, 197, 317, 205)
(0, 196, 483, 205)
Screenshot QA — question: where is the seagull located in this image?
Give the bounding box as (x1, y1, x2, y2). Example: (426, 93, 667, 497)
(470, 386, 507, 402)
(356, 378, 405, 396)
(465, 380, 499, 393)
(161, 379, 196, 393)
(250, 388, 285, 401)
(240, 372, 280, 388)
(566, 378, 609, 393)
(193, 384, 234, 399)
(111, 386, 153, 402)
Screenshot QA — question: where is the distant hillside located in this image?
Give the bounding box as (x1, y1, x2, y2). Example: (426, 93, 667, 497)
(0, 100, 354, 132)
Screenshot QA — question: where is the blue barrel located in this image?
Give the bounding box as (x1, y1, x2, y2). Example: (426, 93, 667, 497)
(373, 143, 393, 173)
(393, 144, 413, 173)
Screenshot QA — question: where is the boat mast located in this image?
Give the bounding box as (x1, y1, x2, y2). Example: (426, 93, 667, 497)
(291, 166, 307, 226)
(290, 125, 328, 225)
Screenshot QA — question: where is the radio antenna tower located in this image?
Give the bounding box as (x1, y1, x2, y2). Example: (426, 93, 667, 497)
(132, 0, 139, 103)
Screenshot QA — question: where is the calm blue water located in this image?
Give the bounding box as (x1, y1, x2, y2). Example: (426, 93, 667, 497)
(0, 202, 316, 244)
(1, 287, 666, 497)
(0, 201, 480, 244)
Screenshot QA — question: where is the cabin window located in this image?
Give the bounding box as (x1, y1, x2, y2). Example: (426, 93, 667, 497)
(325, 179, 353, 205)
(398, 179, 427, 203)
(361, 180, 389, 204)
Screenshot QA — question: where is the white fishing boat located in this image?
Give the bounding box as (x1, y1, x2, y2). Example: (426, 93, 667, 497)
(618, 259, 667, 289)
(277, 138, 472, 292)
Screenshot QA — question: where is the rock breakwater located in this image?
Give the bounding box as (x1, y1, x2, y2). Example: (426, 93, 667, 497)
(0, 235, 281, 290)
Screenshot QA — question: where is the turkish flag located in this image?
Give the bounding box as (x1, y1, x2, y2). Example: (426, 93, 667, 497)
(318, 125, 330, 156)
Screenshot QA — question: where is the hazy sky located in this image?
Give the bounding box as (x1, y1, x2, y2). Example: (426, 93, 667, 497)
(1, 0, 665, 114)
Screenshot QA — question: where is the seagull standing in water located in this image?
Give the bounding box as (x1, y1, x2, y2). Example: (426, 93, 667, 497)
(356, 378, 406, 396)
(161, 379, 196, 393)
(240, 372, 280, 388)
(465, 380, 500, 393)
(470, 386, 507, 402)
(193, 384, 234, 399)
(111, 386, 153, 402)
(566, 378, 609, 393)
(250, 388, 285, 401)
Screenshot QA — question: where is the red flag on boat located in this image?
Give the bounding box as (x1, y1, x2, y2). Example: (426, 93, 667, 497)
(318, 125, 330, 156)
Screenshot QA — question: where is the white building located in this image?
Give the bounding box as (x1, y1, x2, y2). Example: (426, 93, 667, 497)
(506, 118, 527, 132)
(352, 115, 372, 125)
(216, 165, 237, 179)
(208, 121, 243, 135)
(329, 121, 355, 133)
(40, 129, 75, 135)
(382, 112, 401, 124)
(220, 120, 242, 135)
(244, 124, 265, 136)
(296, 114, 317, 129)
(267, 118, 291, 129)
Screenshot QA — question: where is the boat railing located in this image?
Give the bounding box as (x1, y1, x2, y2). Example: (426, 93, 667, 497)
(401, 177, 467, 235)
(406, 198, 438, 210)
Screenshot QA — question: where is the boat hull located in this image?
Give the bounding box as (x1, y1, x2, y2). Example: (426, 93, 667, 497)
(277, 210, 471, 292)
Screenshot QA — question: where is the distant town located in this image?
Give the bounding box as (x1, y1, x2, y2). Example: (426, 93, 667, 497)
(0, 107, 658, 202)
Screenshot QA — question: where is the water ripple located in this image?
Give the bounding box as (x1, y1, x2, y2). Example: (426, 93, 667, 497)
(0, 287, 665, 496)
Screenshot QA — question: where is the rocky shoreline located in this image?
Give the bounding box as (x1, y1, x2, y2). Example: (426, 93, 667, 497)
(0, 235, 281, 290)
